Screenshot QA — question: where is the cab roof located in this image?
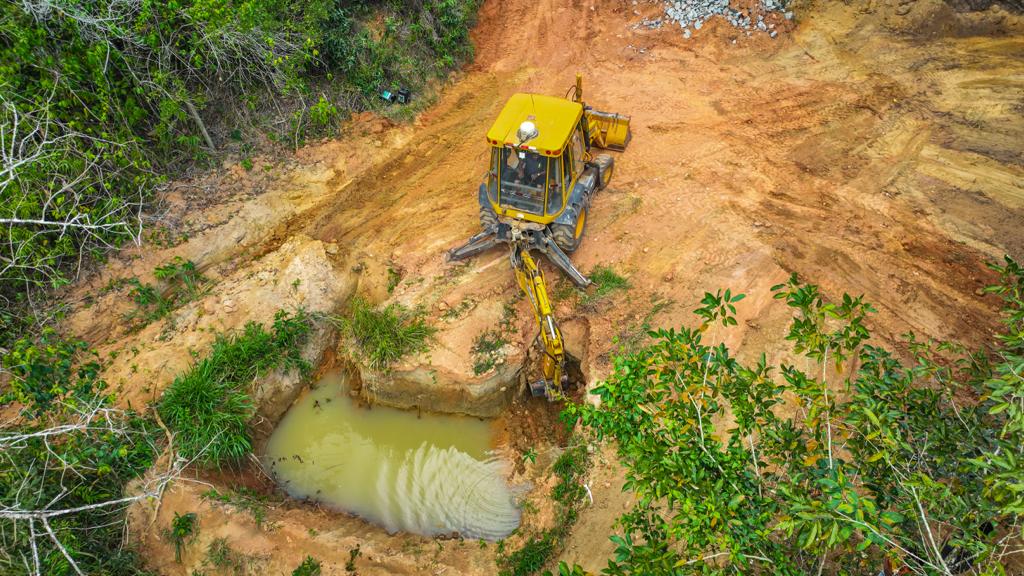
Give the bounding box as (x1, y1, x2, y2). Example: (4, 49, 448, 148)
(486, 93, 583, 157)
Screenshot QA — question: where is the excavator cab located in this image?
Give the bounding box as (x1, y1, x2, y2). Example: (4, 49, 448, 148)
(476, 78, 630, 256)
(448, 75, 630, 398)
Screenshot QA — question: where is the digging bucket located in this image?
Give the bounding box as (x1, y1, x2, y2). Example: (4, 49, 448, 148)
(587, 109, 632, 151)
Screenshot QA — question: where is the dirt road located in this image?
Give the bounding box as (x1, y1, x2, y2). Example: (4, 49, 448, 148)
(64, 0, 1023, 573)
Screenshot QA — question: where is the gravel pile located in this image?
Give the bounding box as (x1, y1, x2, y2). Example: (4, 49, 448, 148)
(661, 0, 793, 38)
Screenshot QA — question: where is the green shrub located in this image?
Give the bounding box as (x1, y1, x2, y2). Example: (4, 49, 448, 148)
(308, 95, 340, 134)
(344, 297, 434, 370)
(0, 333, 158, 575)
(0, 0, 483, 329)
(1, 329, 102, 416)
(168, 512, 199, 563)
(563, 259, 1024, 574)
(158, 310, 312, 467)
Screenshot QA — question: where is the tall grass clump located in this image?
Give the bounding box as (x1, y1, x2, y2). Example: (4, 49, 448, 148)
(158, 309, 312, 467)
(575, 264, 630, 310)
(344, 297, 434, 370)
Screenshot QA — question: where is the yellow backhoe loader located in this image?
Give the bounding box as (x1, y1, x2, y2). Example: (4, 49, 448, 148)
(448, 75, 631, 398)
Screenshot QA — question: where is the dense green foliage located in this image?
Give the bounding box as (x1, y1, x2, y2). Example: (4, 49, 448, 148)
(0, 0, 481, 334)
(158, 309, 312, 467)
(0, 334, 159, 575)
(563, 257, 1024, 575)
(1, 328, 102, 416)
(343, 296, 435, 370)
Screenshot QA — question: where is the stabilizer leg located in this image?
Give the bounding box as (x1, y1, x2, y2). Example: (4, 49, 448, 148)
(446, 229, 501, 262)
(535, 232, 591, 288)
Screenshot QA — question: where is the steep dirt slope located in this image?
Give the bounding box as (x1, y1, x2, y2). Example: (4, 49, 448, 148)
(60, 0, 1024, 573)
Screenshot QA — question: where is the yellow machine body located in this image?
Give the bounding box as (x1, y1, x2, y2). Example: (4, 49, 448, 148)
(447, 75, 631, 397)
(511, 245, 564, 394)
(481, 75, 631, 227)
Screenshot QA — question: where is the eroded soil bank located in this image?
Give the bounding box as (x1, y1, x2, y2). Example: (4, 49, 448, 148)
(59, 0, 1024, 573)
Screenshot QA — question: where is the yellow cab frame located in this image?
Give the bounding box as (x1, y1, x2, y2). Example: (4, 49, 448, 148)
(482, 93, 589, 225)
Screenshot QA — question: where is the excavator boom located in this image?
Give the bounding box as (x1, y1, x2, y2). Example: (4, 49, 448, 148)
(511, 243, 564, 397)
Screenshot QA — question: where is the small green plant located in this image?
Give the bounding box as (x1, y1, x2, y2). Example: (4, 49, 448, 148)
(155, 257, 206, 298)
(168, 511, 199, 563)
(441, 296, 476, 320)
(205, 537, 244, 572)
(126, 257, 209, 329)
(499, 531, 558, 576)
(386, 266, 402, 294)
(472, 329, 508, 375)
(292, 555, 322, 576)
(241, 156, 254, 171)
(344, 297, 435, 370)
(308, 95, 340, 133)
(501, 299, 518, 328)
(555, 265, 630, 311)
(346, 544, 362, 573)
(158, 310, 312, 467)
(694, 287, 746, 327)
(522, 447, 537, 465)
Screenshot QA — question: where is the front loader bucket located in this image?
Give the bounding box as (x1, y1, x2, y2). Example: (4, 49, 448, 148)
(587, 109, 632, 151)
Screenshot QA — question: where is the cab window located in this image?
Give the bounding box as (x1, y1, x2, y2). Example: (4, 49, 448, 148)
(487, 147, 500, 203)
(498, 148, 546, 214)
(570, 128, 585, 175)
(546, 156, 563, 215)
(561, 146, 572, 190)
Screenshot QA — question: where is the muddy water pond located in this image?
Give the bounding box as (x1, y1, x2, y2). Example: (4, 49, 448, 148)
(265, 370, 521, 540)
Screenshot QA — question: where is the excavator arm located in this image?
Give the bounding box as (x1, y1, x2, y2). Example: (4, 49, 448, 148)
(510, 242, 565, 398)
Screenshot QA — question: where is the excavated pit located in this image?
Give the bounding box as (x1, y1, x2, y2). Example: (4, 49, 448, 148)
(248, 316, 587, 542)
(263, 369, 523, 540)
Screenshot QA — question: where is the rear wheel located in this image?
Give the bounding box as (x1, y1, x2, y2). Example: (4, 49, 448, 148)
(480, 206, 498, 231)
(552, 205, 588, 252)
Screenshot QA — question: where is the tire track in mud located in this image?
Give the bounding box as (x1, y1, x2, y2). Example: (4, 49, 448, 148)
(695, 35, 1013, 344)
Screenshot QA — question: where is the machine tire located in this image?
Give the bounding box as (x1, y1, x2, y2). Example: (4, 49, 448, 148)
(593, 154, 614, 190)
(552, 204, 588, 253)
(480, 206, 498, 231)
